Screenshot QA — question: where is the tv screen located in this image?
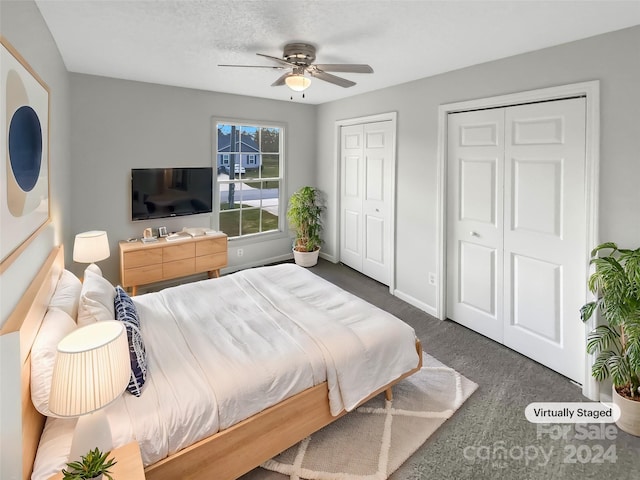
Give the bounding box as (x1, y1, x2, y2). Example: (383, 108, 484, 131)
(131, 167, 213, 221)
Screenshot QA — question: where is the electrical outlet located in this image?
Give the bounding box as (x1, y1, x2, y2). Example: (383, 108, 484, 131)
(237, 248, 244, 257)
(428, 272, 436, 285)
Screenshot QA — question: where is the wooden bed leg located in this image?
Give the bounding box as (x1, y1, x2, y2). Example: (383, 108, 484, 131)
(385, 387, 393, 401)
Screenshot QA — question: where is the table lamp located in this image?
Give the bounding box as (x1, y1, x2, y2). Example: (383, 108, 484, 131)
(48, 321, 130, 461)
(73, 231, 110, 264)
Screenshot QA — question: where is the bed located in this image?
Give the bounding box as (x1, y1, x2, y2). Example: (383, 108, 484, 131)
(8, 246, 422, 480)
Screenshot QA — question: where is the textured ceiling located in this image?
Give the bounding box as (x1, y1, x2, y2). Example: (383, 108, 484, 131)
(35, 0, 640, 104)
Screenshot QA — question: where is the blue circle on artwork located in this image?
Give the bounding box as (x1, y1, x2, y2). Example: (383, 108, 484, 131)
(8, 106, 43, 192)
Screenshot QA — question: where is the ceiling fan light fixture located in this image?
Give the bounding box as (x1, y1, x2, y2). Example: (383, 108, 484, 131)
(285, 73, 311, 92)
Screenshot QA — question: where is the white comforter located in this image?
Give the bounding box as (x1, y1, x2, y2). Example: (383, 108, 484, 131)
(33, 264, 418, 479)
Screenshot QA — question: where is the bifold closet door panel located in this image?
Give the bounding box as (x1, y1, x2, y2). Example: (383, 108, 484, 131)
(447, 108, 505, 343)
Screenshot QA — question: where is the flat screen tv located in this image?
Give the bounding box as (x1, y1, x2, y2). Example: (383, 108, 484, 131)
(131, 167, 213, 221)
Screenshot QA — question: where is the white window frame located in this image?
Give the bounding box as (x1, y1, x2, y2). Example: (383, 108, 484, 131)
(213, 118, 286, 240)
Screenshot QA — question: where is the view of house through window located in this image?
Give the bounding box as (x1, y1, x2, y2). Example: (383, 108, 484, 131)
(215, 122, 282, 238)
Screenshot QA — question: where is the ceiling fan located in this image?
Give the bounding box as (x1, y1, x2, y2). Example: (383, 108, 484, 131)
(218, 43, 373, 92)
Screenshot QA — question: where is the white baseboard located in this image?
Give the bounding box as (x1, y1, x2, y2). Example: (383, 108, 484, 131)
(319, 251, 338, 264)
(393, 289, 439, 318)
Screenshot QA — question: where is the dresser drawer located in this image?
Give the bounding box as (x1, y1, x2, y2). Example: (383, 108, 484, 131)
(163, 258, 195, 279)
(119, 233, 227, 295)
(123, 264, 163, 287)
(123, 249, 162, 269)
(163, 243, 195, 262)
(195, 252, 227, 271)
(196, 237, 227, 256)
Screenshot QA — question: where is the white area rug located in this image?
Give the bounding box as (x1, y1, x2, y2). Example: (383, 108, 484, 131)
(259, 353, 478, 480)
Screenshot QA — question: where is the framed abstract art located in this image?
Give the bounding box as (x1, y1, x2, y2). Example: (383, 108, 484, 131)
(0, 37, 50, 271)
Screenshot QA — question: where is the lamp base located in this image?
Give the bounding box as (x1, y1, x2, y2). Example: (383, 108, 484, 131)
(68, 409, 113, 462)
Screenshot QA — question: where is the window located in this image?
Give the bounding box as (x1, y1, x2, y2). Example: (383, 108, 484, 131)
(215, 121, 283, 238)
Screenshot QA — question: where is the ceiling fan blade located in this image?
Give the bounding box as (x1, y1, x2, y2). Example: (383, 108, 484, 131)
(271, 72, 290, 87)
(256, 53, 297, 67)
(308, 70, 356, 88)
(313, 64, 373, 73)
(218, 64, 285, 69)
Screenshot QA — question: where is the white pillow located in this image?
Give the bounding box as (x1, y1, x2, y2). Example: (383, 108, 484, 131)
(48, 270, 82, 320)
(85, 263, 102, 276)
(77, 267, 116, 326)
(31, 308, 77, 417)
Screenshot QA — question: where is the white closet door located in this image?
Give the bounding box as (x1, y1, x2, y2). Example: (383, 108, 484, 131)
(447, 109, 505, 342)
(340, 121, 394, 285)
(341, 124, 365, 271)
(447, 98, 587, 383)
(502, 98, 586, 382)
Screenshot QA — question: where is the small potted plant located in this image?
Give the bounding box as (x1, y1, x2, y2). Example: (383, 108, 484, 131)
(580, 242, 640, 436)
(287, 186, 324, 267)
(61, 447, 117, 480)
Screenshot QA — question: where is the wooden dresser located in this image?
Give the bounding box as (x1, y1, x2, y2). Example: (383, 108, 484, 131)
(119, 233, 227, 295)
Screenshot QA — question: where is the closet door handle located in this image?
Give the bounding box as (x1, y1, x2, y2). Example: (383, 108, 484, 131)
(470, 231, 480, 237)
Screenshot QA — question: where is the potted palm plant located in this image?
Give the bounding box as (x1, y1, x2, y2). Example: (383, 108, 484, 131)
(580, 242, 640, 436)
(62, 448, 117, 480)
(287, 186, 323, 267)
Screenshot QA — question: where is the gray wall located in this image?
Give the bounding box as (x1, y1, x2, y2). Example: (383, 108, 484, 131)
(70, 74, 317, 283)
(0, 1, 71, 479)
(0, 0, 72, 324)
(316, 25, 640, 314)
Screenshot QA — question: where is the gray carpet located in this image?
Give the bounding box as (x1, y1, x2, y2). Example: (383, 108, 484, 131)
(243, 259, 640, 480)
(259, 353, 477, 479)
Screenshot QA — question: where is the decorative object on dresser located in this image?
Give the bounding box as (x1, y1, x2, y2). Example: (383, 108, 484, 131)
(1, 37, 51, 272)
(48, 321, 130, 462)
(119, 232, 228, 295)
(73, 231, 110, 265)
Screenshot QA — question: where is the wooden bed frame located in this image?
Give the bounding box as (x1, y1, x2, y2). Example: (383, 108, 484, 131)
(7, 246, 423, 480)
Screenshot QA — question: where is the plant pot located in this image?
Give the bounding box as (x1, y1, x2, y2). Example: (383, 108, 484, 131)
(293, 247, 320, 267)
(612, 385, 640, 437)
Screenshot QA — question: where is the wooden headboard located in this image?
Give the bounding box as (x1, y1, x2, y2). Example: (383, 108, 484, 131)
(0, 246, 64, 480)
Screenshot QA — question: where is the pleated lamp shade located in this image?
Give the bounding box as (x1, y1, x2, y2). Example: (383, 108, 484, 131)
(49, 321, 130, 417)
